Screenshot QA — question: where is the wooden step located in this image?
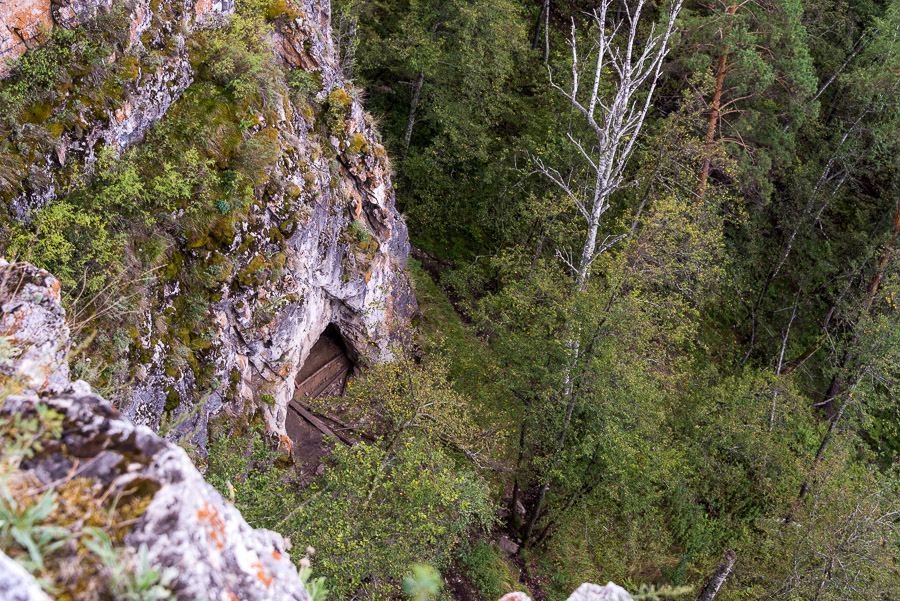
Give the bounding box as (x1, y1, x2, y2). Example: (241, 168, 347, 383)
(287, 401, 352, 446)
(295, 353, 352, 399)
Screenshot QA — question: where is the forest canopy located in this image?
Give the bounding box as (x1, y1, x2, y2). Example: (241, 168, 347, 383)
(1, 0, 899, 598)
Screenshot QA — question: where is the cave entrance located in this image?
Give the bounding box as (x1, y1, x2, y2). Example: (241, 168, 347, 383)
(294, 324, 354, 400)
(285, 325, 355, 472)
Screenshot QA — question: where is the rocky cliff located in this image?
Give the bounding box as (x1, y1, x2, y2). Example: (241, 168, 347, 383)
(0, 259, 312, 601)
(0, 0, 415, 449)
(0, 259, 629, 601)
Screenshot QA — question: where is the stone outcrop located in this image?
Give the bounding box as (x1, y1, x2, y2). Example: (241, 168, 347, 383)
(1, 0, 55, 77)
(0, 260, 69, 392)
(119, 0, 416, 447)
(4, 0, 233, 219)
(500, 583, 633, 601)
(0, 0, 416, 450)
(0, 259, 627, 601)
(1, 260, 311, 601)
(0, 551, 52, 601)
(0, 0, 232, 79)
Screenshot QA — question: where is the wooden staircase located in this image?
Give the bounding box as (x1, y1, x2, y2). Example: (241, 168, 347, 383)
(286, 328, 354, 451)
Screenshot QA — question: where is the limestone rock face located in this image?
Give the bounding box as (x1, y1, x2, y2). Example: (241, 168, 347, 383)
(0, 260, 310, 601)
(0, 551, 52, 601)
(0, 0, 54, 77)
(0, 0, 416, 448)
(0, 0, 233, 79)
(0, 259, 69, 393)
(4, 0, 232, 219)
(119, 0, 416, 446)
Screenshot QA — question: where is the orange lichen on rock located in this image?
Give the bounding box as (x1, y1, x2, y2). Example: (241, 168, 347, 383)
(197, 500, 227, 549)
(0, 0, 52, 76)
(252, 561, 274, 588)
(194, 0, 212, 19)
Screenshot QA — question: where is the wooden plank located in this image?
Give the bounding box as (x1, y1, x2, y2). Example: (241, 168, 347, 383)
(295, 353, 351, 399)
(295, 334, 344, 382)
(288, 401, 352, 446)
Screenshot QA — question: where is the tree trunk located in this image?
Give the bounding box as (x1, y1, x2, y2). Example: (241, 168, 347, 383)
(784, 202, 900, 521)
(863, 199, 900, 312)
(533, 479, 597, 548)
(396, 69, 425, 208)
(698, 3, 738, 201)
(521, 481, 548, 548)
(532, 0, 549, 50)
(402, 70, 425, 159)
(695, 550, 737, 601)
(543, 0, 550, 63)
(817, 199, 900, 412)
(509, 421, 527, 533)
(787, 399, 848, 523)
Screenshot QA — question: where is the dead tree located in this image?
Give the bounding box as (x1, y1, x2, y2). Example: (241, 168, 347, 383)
(695, 550, 737, 601)
(534, 0, 684, 288)
(520, 0, 683, 548)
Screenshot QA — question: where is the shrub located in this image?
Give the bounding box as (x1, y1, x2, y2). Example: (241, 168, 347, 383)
(6, 199, 123, 300)
(457, 541, 511, 601)
(288, 70, 321, 103)
(325, 89, 352, 136)
(205, 423, 297, 530)
(284, 438, 493, 600)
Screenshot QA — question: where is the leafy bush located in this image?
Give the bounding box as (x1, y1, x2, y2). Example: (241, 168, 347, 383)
(325, 89, 352, 136)
(288, 71, 321, 103)
(285, 438, 493, 600)
(83, 529, 178, 601)
(6, 199, 123, 299)
(206, 423, 297, 530)
(192, 6, 282, 109)
(456, 541, 511, 601)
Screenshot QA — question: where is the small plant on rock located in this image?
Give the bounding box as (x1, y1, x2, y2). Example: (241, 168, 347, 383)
(83, 528, 178, 601)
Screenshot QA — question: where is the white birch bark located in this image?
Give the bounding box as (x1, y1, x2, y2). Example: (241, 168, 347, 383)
(533, 0, 683, 288)
(521, 0, 682, 548)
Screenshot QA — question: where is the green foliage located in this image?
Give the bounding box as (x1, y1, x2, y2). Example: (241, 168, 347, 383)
(299, 551, 330, 601)
(284, 438, 492, 599)
(192, 2, 281, 108)
(402, 563, 443, 601)
(348, 219, 370, 244)
(83, 529, 178, 601)
(206, 423, 297, 530)
(275, 350, 496, 599)
(288, 71, 321, 102)
(0, 402, 63, 475)
(0, 491, 70, 572)
(0, 5, 130, 125)
(6, 199, 123, 299)
(326, 88, 352, 136)
(456, 541, 513, 601)
(631, 584, 693, 600)
(344, 0, 530, 252)
(0, 0, 290, 397)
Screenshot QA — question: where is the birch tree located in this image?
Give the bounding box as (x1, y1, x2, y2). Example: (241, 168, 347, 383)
(515, 0, 683, 547)
(533, 0, 683, 289)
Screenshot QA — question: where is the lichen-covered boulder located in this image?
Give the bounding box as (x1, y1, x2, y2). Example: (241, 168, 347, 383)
(0, 551, 52, 601)
(565, 582, 633, 601)
(0, 260, 310, 601)
(0, 258, 69, 393)
(500, 583, 633, 601)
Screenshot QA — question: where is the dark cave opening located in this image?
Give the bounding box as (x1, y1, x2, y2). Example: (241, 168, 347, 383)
(285, 324, 356, 469)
